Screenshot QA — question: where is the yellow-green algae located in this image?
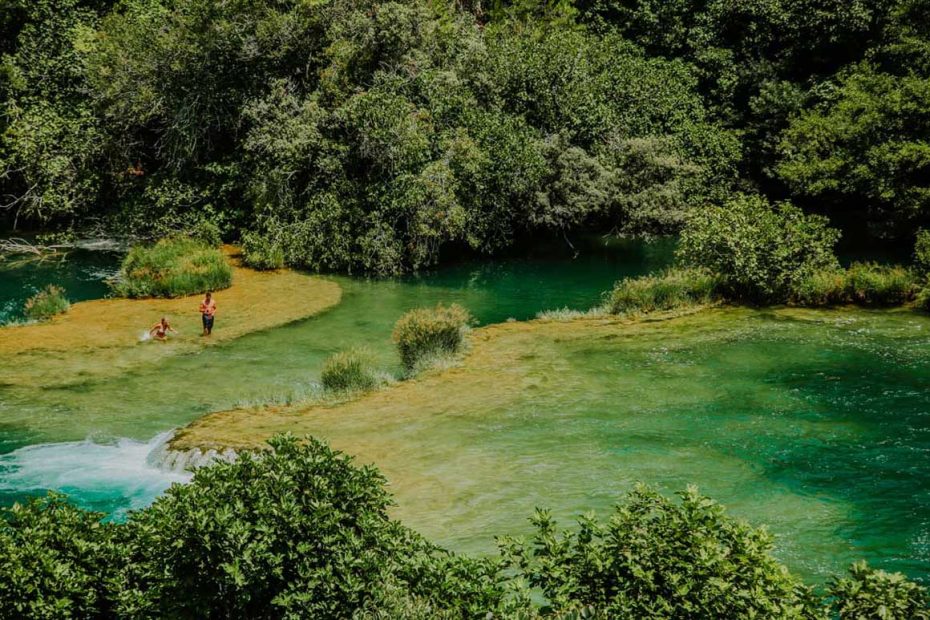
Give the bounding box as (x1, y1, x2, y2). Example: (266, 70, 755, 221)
(169, 305, 930, 580)
(0, 249, 341, 388)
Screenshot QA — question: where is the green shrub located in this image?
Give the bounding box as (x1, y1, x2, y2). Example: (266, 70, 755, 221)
(187, 219, 223, 247)
(392, 304, 473, 371)
(916, 230, 930, 277)
(606, 268, 719, 315)
(23, 285, 70, 320)
(0, 494, 120, 619)
(829, 561, 930, 620)
(321, 349, 379, 393)
(792, 268, 849, 306)
(678, 193, 841, 303)
(117, 435, 505, 618)
(241, 231, 284, 270)
(113, 237, 233, 298)
(500, 485, 820, 619)
(843, 262, 918, 306)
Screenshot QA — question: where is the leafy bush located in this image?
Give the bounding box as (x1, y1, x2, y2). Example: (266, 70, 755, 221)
(321, 349, 379, 393)
(792, 268, 849, 307)
(241, 230, 284, 271)
(116, 435, 505, 618)
(606, 268, 719, 315)
(829, 561, 930, 620)
(0, 494, 119, 619)
(915, 230, 930, 276)
(500, 485, 819, 619)
(113, 237, 232, 298)
(187, 219, 223, 247)
(678, 194, 841, 303)
(23, 284, 70, 320)
(392, 304, 474, 371)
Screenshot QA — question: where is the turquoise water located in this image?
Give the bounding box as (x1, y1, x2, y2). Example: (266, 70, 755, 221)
(0, 250, 119, 324)
(3, 238, 930, 583)
(0, 237, 672, 499)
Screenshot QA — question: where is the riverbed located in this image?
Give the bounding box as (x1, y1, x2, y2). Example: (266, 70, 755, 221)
(2, 238, 930, 583)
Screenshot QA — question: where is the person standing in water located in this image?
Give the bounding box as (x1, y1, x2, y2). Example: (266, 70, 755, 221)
(200, 291, 217, 336)
(149, 317, 176, 342)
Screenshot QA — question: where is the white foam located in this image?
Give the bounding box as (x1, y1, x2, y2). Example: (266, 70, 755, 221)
(0, 432, 191, 518)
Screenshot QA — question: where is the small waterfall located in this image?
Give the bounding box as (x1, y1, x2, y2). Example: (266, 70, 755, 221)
(0, 432, 195, 518)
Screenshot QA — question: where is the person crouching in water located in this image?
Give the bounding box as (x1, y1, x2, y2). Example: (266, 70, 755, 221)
(200, 291, 217, 336)
(150, 317, 176, 342)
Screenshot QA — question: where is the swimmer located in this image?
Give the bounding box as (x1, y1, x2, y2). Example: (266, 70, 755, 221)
(149, 317, 176, 342)
(199, 291, 216, 336)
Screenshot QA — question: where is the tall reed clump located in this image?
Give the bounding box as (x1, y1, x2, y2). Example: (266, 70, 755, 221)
(606, 268, 720, 315)
(23, 285, 70, 320)
(113, 237, 232, 298)
(320, 349, 379, 393)
(392, 303, 473, 372)
(793, 263, 919, 307)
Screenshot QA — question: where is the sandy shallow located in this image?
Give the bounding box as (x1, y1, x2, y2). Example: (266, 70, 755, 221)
(0, 248, 342, 388)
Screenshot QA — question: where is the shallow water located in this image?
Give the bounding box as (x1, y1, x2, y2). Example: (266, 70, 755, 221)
(0, 237, 670, 505)
(0, 250, 119, 324)
(2, 239, 930, 583)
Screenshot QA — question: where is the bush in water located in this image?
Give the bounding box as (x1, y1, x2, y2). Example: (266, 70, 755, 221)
(606, 267, 719, 315)
(113, 237, 232, 298)
(1, 436, 928, 618)
(392, 304, 473, 371)
(23, 285, 70, 320)
(321, 348, 380, 393)
(678, 193, 840, 303)
(241, 230, 284, 270)
(829, 561, 930, 620)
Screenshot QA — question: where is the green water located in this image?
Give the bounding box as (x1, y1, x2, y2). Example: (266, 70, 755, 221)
(2, 238, 930, 582)
(0, 250, 119, 324)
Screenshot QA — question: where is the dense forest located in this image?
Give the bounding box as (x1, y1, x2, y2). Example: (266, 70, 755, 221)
(2, 0, 928, 273)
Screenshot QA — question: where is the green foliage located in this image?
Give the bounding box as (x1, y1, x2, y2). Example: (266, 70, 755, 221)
(241, 230, 284, 271)
(23, 284, 69, 320)
(115, 435, 505, 618)
(113, 237, 232, 298)
(843, 262, 918, 306)
(321, 348, 380, 393)
(677, 194, 841, 303)
(777, 63, 930, 231)
(392, 303, 473, 371)
(793, 264, 919, 307)
(829, 561, 930, 620)
(1, 437, 928, 618)
(606, 268, 719, 315)
(0, 493, 119, 619)
(915, 229, 930, 275)
(501, 485, 821, 619)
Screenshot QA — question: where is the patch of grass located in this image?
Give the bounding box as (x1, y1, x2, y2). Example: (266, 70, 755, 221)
(392, 303, 473, 371)
(320, 348, 380, 393)
(606, 268, 719, 315)
(844, 262, 918, 306)
(113, 237, 233, 298)
(23, 285, 70, 320)
(794, 263, 919, 307)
